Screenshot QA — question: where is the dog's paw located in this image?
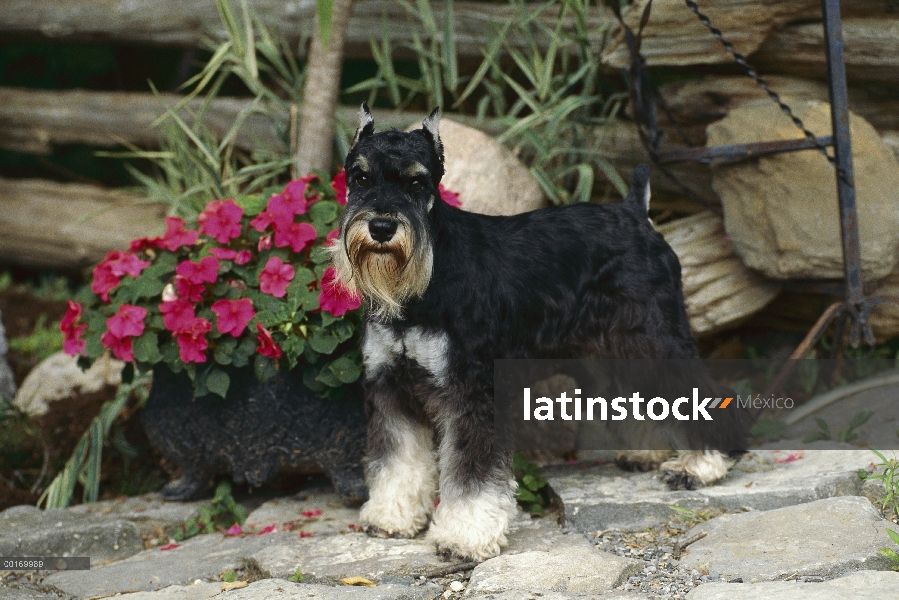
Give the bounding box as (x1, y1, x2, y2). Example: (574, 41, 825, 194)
(615, 450, 674, 473)
(661, 450, 733, 490)
(426, 488, 513, 561)
(359, 496, 430, 538)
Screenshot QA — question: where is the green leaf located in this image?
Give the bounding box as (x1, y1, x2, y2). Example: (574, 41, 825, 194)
(214, 337, 238, 365)
(326, 356, 362, 384)
(308, 201, 338, 227)
(206, 369, 230, 399)
(308, 331, 338, 354)
(133, 332, 164, 364)
(888, 528, 899, 546)
(315, 366, 342, 388)
(750, 419, 787, 441)
(237, 194, 267, 216)
(254, 354, 277, 383)
(803, 432, 830, 444)
(515, 488, 537, 503)
(232, 336, 257, 368)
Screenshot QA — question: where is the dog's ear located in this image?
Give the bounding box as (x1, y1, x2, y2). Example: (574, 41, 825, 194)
(421, 107, 444, 165)
(351, 102, 375, 148)
(626, 163, 651, 213)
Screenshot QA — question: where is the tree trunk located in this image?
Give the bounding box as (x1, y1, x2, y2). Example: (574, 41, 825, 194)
(295, 0, 355, 177)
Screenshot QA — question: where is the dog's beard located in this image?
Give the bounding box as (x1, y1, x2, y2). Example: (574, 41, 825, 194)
(330, 212, 432, 322)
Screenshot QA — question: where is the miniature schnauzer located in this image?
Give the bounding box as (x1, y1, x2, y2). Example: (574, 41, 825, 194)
(330, 103, 749, 561)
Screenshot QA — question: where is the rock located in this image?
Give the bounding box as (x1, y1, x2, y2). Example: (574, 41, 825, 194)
(708, 100, 899, 280)
(601, 0, 819, 69)
(0, 307, 16, 402)
(546, 447, 878, 532)
(467, 546, 641, 595)
(205, 578, 439, 600)
(244, 493, 362, 537)
(469, 592, 632, 600)
(687, 570, 899, 600)
(784, 384, 899, 447)
(754, 18, 899, 84)
(0, 504, 142, 565)
(657, 211, 781, 336)
(100, 581, 224, 600)
(0, 587, 65, 600)
(414, 118, 546, 215)
(869, 271, 899, 344)
(64, 492, 207, 538)
(41, 532, 283, 598)
(13, 351, 123, 417)
(679, 496, 894, 581)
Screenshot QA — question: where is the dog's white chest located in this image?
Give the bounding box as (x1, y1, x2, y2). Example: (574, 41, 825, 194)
(362, 323, 449, 384)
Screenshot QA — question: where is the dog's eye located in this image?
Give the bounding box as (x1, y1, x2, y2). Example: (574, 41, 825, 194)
(410, 178, 424, 192)
(354, 173, 370, 187)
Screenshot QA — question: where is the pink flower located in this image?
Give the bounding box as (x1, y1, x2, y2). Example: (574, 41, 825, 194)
(106, 304, 147, 338)
(259, 524, 277, 535)
(61, 301, 87, 356)
(211, 298, 255, 337)
(259, 257, 294, 298)
(129, 237, 159, 252)
(225, 524, 243, 536)
(439, 184, 462, 207)
(198, 199, 244, 244)
(209, 247, 237, 261)
(159, 542, 180, 551)
(331, 170, 347, 205)
(273, 222, 317, 253)
(91, 262, 120, 302)
(325, 229, 340, 247)
(159, 300, 196, 333)
(174, 317, 212, 363)
(158, 217, 199, 251)
(302, 509, 322, 518)
(176, 256, 220, 285)
(299, 531, 313, 538)
(234, 250, 252, 265)
(257, 235, 273, 251)
(109, 252, 151, 278)
(174, 276, 205, 302)
(319, 267, 361, 317)
(256, 323, 283, 359)
(100, 332, 134, 362)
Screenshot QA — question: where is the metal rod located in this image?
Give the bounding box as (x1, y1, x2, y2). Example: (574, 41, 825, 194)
(822, 0, 863, 306)
(658, 136, 834, 165)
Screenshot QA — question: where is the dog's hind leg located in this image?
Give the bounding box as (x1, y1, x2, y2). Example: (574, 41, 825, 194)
(359, 387, 438, 538)
(427, 408, 517, 561)
(661, 450, 735, 490)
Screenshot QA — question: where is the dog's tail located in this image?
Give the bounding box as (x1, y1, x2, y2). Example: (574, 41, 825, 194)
(625, 163, 651, 215)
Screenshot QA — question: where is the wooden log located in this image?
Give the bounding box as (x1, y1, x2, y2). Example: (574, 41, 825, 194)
(0, 177, 166, 270)
(656, 211, 781, 336)
(601, 0, 821, 69)
(0, 0, 615, 59)
(753, 18, 899, 84)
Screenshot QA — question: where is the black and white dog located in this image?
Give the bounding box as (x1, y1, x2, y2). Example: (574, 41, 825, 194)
(330, 104, 748, 560)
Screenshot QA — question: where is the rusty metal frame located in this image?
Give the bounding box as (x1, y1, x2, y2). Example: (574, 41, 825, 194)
(621, 0, 899, 369)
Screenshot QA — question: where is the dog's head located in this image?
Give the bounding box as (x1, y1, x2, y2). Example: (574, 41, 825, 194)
(330, 103, 443, 322)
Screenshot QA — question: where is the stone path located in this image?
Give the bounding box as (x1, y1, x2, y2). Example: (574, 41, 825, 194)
(2, 447, 899, 599)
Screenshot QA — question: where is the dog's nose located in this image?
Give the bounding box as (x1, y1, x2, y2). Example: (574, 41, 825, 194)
(368, 217, 398, 243)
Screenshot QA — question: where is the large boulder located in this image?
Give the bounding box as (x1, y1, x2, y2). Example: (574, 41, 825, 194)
(869, 270, 899, 343)
(13, 351, 124, 417)
(412, 118, 547, 215)
(656, 211, 780, 336)
(708, 100, 899, 280)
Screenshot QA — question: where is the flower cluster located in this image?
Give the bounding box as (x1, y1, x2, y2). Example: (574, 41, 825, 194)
(64, 171, 366, 399)
(66, 170, 463, 399)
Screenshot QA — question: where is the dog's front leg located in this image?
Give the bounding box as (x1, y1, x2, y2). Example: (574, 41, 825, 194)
(359, 382, 438, 538)
(427, 405, 517, 561)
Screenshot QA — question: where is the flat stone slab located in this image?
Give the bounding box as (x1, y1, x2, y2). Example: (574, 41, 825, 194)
(679, 496, 894, 581)
(468, 593, 633, 600)
(467, 546, 642, 595)
(65, 493, 206, 538)
(205, 578, 439, 599)
(686, 570, 899, 599)
(114, 581, 224, 599)
(0, 504, 142, 564)
(41, 532, 284, 598)
(785, 384, 899, 448)
(0, 586, 66, 600)
(546, 446, 878, 532)
(244, 493, 360, 536)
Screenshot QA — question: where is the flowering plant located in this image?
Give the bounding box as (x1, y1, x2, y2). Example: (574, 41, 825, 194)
(62, 171, 364, 399)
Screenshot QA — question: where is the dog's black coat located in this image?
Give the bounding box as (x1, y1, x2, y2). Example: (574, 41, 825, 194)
(142, 364, 368, 505)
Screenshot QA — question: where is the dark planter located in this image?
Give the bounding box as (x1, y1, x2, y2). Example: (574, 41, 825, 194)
(141, 363, 368, 506)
